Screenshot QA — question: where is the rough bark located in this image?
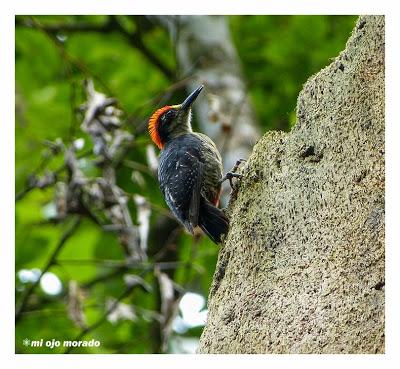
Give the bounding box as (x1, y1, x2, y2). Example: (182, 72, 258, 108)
(198, 15, 385, 354)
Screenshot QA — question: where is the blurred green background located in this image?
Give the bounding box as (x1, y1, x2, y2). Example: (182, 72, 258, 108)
(15, 15, 357, 354)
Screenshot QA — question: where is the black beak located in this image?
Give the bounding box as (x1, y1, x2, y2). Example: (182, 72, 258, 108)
(181, 85, 204, 111)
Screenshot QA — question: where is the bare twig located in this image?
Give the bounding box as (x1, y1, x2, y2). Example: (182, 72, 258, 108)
(58, 258, 192, 272)
(15, 17, 115, 34)
(111, 16, 174, 81)
(28, 17, 116, 97)
(15, 217, 82, 322)
(16, 16, 174, 81)
(64, 283, 137, 353)
(15, 142, 62, 201)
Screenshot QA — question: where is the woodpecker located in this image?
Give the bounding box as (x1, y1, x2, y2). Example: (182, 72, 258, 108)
(148, 85, 228, 243)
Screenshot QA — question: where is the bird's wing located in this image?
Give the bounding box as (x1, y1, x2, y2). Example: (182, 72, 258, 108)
(159, 148, 203, 233)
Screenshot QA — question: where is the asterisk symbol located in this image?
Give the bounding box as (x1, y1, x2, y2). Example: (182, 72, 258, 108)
(22, 338, 30, 346)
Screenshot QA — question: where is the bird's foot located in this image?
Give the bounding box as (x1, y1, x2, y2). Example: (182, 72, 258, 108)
(220, 159, 246, 189)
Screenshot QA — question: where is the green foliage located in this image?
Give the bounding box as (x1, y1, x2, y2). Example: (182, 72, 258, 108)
(230, 15, 357, 131)
(15, 15, 357, 354)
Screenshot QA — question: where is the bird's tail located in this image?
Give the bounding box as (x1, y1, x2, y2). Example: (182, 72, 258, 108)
(199, 198, 229, 244)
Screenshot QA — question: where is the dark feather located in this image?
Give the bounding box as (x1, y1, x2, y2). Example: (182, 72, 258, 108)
(158, 136, 204, 233)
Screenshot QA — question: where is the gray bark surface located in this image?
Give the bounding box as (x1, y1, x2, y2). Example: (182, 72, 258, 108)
(198, 15, 385, 354)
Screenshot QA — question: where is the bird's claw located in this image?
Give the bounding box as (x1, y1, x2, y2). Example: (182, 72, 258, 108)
(220, 159, 246, 189)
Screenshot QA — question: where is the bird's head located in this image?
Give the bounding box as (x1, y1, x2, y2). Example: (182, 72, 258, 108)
(148, 85, 204, 149)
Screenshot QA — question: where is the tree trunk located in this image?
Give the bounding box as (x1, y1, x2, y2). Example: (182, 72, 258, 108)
(198, 15, 385, 354)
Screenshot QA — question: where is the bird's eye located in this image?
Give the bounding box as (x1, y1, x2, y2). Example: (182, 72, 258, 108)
(162, 110, 175, 123)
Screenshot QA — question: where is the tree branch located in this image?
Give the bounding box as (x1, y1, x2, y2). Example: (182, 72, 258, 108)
(112, 17, 175, 81)
(15, 217, 82, 323)
(64, 283, 136, 353)
(16, 16, 174, 81)
(15, 17, 115, 34)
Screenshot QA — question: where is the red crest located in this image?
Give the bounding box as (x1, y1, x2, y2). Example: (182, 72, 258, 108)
(148, 106, 171, 149)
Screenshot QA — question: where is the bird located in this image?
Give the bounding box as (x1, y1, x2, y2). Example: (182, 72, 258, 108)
(148, 85, 229, 244)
